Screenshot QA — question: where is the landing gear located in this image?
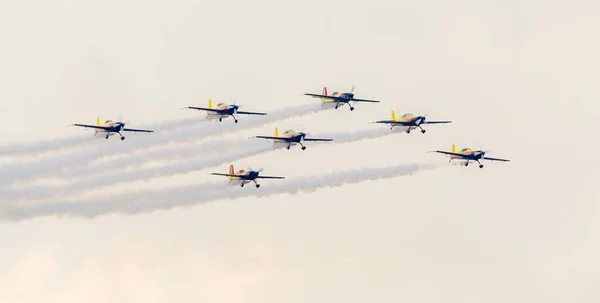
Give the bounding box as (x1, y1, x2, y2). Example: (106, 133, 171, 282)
(299, 142, 306, 150)
(286, 145, 291, 150)
(253, 180, 260, 188)
(406, 129, 411, 134)
(105, 134, 109, 139)
(349, 106, 355, 111)
(118, 132, 125, 141)
(477, 160, 483, 168)
(421, 129, 426, 134)
(240, 182, 244, 187)
(465, 161, 469, 167)
(231, 114, 238, 123)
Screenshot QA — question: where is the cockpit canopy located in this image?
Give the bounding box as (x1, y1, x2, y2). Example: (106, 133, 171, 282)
(105, 120, 112, 123)
(283, 129, 294, 135)
(401, 113, 413, 118)
(461, 148, 470, 152)
(217, 102, 226, 107)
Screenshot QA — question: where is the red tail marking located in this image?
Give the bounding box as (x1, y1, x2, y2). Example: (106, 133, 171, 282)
(229, 165, 234, 174)
(322, 87, 328, 96)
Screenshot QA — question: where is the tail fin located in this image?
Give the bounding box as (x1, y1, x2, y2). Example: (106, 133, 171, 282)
(96, 116, 100, 126)
(274, 127, 279, 137)
(229, 164, 234, 174)
(451, 143, 456, 153)
(208, 98, 213, 108)
(320, 87, 328, 103)
(391, 110, 396, 120)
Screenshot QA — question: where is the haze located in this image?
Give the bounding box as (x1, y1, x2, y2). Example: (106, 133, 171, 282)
(0, 0, 599, 302)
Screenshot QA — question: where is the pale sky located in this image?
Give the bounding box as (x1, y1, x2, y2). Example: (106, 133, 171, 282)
(0, 0, 599, 302)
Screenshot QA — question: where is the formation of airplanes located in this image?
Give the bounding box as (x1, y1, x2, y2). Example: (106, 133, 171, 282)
(69, 85, 510, 188)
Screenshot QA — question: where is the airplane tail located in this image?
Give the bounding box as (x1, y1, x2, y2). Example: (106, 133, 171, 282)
(321, 87, 328, 103)
(274, 126, 279, 137)
(391, 110, 396, 121)
(227, 164, 235, 180)
(208, 98, 213, 108)
(96, 116, 100, 126)
(452, 143, 456, 153)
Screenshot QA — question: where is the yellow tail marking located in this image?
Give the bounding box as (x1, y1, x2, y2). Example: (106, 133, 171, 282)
(451, 143, 456, 153)
(96, 116, 100, 126)
(274, 126, 279, 137)
(208, 98, 212, 108)
(391, 110, 396, 121)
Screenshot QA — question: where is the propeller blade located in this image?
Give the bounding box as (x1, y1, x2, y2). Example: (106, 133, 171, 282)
(351, 84, 356, 93)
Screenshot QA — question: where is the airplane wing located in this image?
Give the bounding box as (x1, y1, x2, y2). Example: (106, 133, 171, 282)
(236, 111, 267, 116)
(256, 175, 285, 179)
(122, 128, 154, 133)
(253, 135, 291, 141)
(483, 156, 510, 162)
(352, 98, 380, 103)
(432, 150, 468, 158)
(371, 120, 411, 125)
(302, 137, 333, 142)
(184, 106, 222, 113)
(423, 120, 452, 124)
(71, 124, 112, 130)
(304, 93, 337, 99)
(210, 173, 240, 177)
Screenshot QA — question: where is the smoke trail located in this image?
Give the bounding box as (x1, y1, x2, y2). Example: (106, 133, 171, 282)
(0, 142, 276, 201)
(63, 127, 399, 178)
(0, 103, 323, 186)
(0, 116, 206, 158)
(0, 126, 403, 200)
(2, 163, 437, 221)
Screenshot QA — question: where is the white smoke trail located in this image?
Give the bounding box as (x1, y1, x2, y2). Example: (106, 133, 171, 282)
(0, 116, 206, 158)
(1, 163, 437, 221)
(0, 103, 324, 186)
(0, 126, 403, 200)
(0, 142, 276, 201)
(63, 126, 399, 179)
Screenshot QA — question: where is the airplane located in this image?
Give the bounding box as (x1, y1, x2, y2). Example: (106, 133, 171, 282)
(211, 165, 284, 188)
(71, 116, 154, 140)
(182, 99, 266, 123)
(303, 86, 381, 111)
(371, 110, 451, 134)
(431, 143, 510, 168)
(252, 127, 333, 150)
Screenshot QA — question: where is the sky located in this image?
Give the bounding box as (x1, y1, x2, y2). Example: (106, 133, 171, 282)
(0, 0, 599, 302)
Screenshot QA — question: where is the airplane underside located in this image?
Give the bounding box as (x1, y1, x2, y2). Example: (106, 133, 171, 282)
(322, 101, 354, 111)
(391, 124, 426, 134)
(229, 178, 261, 188)
(94, 131, 126, 140)
(206, 113, 238, 123)
(449, 158, 484, 168)
(273, 141, 306, 150)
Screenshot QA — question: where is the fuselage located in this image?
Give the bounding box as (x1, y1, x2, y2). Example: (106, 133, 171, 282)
(273, 130, 305, 144)
(94, 120, 124, 136)
(450, 148, 485, 160)
(228, 169, 259, 184)
(206, 103, 238, 119)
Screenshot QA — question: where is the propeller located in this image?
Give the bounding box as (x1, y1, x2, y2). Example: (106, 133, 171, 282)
(350, 84, 356, 93)
(248, 167, 264, 172)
